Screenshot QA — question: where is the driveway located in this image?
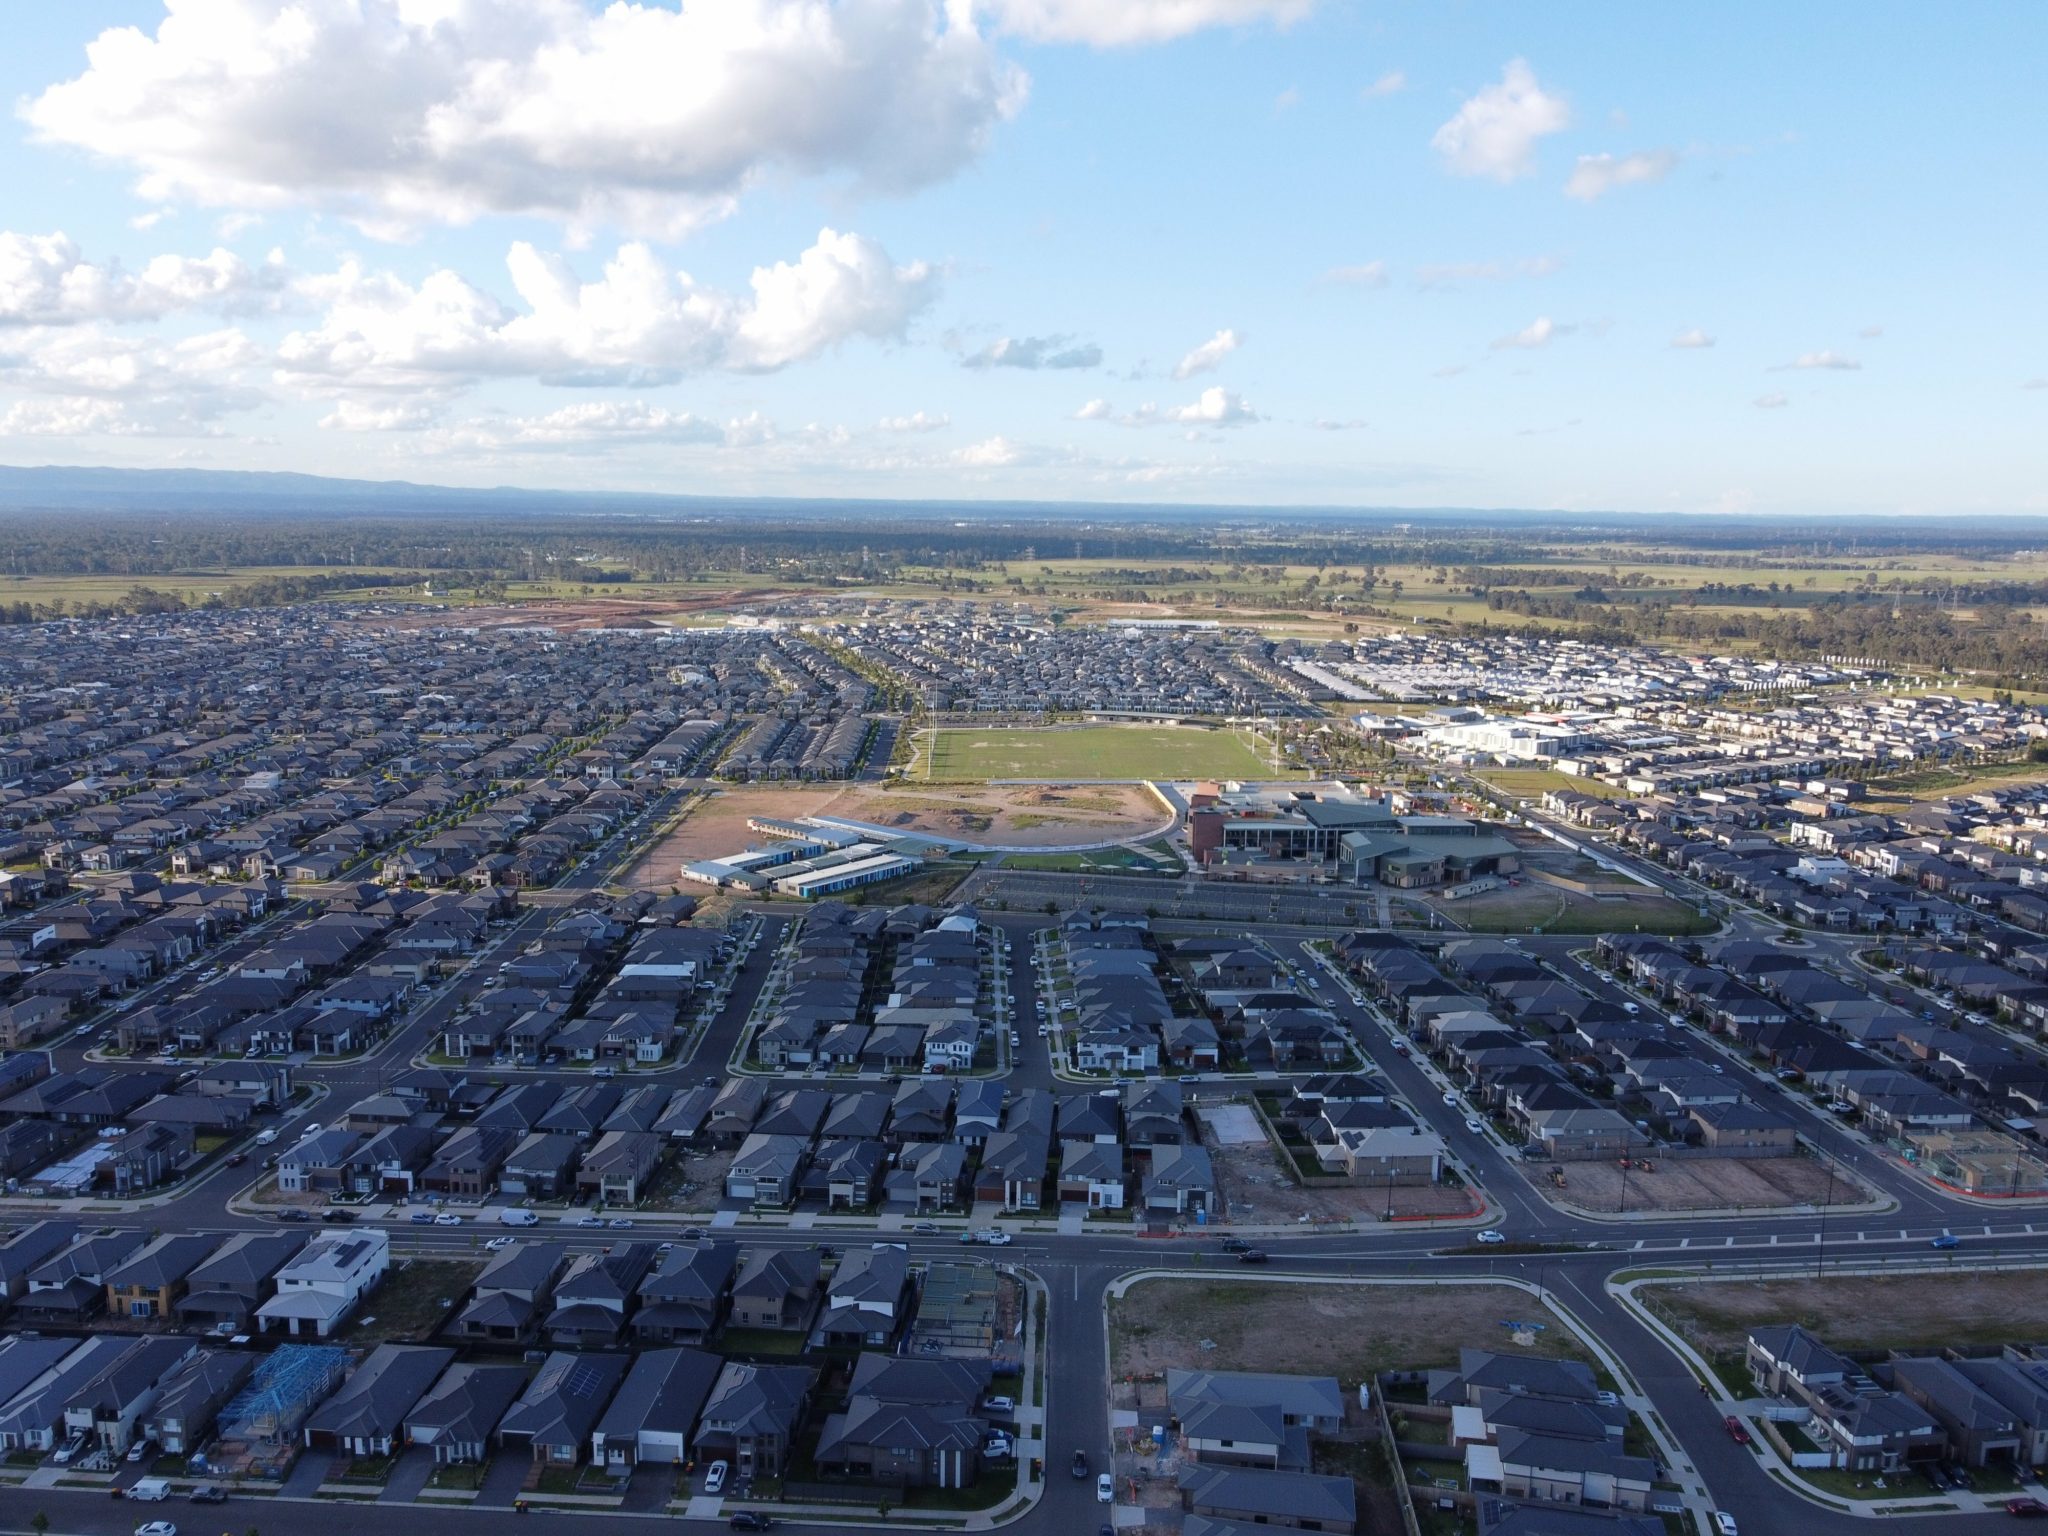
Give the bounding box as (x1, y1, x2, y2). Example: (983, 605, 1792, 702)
(380, 1446, 436, 1503)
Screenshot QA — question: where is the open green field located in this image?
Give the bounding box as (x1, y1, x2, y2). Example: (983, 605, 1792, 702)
(926, 725, 1286, 782)
(0, 565, 424, 607)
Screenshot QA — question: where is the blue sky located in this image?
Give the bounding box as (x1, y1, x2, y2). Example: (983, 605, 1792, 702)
(0, 0, 2042, 514)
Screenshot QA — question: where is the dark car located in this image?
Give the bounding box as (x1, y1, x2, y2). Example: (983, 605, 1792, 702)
(321, 1209, 358, 1224)
(2007, 1496, 2048, 1517)
(1071, 1450, 1089, 1479)
(275, 1209, 310, 1222)
(223, 1153, 248, 1167)
(1219, 1237, 1249, 1253)
(1238, 1249, 1269, 1264)
(728, 1516, 776, 1532)
(188, 1485, 228, 1504)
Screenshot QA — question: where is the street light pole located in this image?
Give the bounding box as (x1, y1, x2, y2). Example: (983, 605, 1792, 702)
(1815, 1155, 1839, 1278)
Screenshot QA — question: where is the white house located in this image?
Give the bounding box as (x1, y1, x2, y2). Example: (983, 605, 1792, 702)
(255, 1230, 388, 1338)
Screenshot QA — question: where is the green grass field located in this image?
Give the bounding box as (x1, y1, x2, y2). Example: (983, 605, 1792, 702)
(926, 725, 1286, 782)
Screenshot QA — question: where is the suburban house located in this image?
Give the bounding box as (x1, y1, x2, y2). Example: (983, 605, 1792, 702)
(496, 1351, 630, 1466)
(692, 1360, 814, 1479)
(590, 1346, 721, 1470)
(815, 1356, 990, 1490)
(304, 1345, 456, 1458)
(255, 1230, 389, 1338)
(404, 1363, 527, 1466)
(813, 1245, 912, 1349)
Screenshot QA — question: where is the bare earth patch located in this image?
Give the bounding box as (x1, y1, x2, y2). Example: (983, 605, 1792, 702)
(1650, 1270, 2048, 1357)
(620, 786, 846, 891)
(1546, 1154, 1868, 1214)
(1210, 1139, 1475, 1225)
(827, 780, 1170, 847)
(1110, 1279, 1590, 1391)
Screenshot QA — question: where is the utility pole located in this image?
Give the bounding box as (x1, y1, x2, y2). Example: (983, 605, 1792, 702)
(1814, 1154, 1839, 1278)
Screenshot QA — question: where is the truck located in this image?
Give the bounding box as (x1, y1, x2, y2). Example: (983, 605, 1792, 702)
(129, 1477, 173, 1502)
(498, 1208, 539, 1227)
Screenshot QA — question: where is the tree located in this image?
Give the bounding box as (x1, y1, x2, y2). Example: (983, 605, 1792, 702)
(30, 1514, 49, 1536)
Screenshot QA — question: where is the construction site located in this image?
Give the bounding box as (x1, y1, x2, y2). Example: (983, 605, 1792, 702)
(196, 1343, 349, 1481)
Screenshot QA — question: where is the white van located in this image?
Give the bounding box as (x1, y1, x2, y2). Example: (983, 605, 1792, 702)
(129, 1477, 173, 1502)
(498, 1208, 540, 1227)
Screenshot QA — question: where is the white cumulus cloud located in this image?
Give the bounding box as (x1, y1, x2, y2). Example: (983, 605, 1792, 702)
(979, 0, 1313, 46)
(1173, 327, 1243, 379)
(1564, 149, 1678, 201)
(1095, 387, 1259, 428)
(276, 228, 933, 405)
(877, 409, 950, 432)
(1361, 70, 1405, 99)
(0, 231, 294, 326)
(1669, 328, 1715, 349)
(1072, 398, 1112, 420)
(1322, 261, 1388, 288)
(1431, 59, 1570, 182)
(1492, 316, 1569, 350)
(25, 0, 1028, 241)
(960, 334, 1101, 370)
(1775, 351, 1861, 372)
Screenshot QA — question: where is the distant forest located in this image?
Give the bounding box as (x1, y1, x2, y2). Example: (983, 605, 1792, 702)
(3, 501, 2048, 680)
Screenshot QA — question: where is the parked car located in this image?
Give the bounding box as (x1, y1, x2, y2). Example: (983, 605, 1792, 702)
(223, 1153, 247, 1167)
(608, 1218, 635, 1229)
(275, 1208, 310, 1223)
(704, 1461, 729, 1495)
(125, 1438, 156, 1463)
(322, 1210, 357, 1224)
(2006, 1496, 2048, 1517)
(1723, 1416, 1751, 1445)
(983, 1396, 1016, 1415)
(187, 1485, 227, 1504)
(409, 1210, 435, 1224)
(133, 1524, 177, 1536)
(1713, 1513, 1738, 1536)
(435, 1212, 463, 1226)
(728, 1516, 776, 1532)
(1097, 1472, 1114, 1503)
(580, 1214, 606, 1228)
(1464, 1116, 1486, 1134)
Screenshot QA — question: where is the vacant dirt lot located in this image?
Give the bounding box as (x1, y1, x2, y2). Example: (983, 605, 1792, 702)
(828, 780, 1169, 847)
(621, 786, 845, 891)
(619, 782, 1170, 889)
(1210, 1139, 1476, 1225)
(1110, 1279, 1589, 1391)
(1548, 1153, 1868, 1214)
(1652, 1270, 2048, 1357)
